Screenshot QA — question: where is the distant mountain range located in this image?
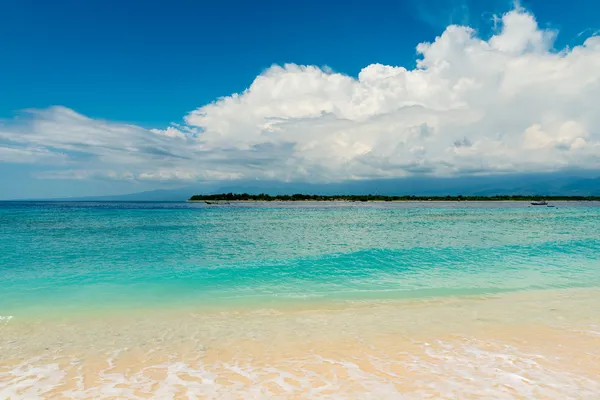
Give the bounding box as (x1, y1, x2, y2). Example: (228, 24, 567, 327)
(48, 170, 600, 201)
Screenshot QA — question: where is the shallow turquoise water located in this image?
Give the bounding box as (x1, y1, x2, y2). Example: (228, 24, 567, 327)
(1, 201, 600, 315)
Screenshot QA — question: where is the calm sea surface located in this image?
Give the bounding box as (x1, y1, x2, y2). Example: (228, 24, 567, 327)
(2, 201, 600, 314)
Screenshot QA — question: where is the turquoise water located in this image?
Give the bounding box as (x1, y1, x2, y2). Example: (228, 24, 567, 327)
(1, 201, 600, 316)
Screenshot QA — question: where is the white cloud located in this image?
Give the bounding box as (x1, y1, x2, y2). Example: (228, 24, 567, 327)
(1, 7, 599, 183)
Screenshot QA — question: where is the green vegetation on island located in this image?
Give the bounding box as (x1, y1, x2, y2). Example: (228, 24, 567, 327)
(189, 193, 600, 202)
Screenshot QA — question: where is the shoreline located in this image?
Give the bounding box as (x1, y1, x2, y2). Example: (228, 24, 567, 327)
(4, 285, 599, 323)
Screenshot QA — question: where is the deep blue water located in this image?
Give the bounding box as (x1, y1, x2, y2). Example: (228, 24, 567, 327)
(1, 201, 600, 315)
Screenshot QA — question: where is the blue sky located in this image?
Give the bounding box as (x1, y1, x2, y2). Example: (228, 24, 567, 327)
(1, 0, 600, 199)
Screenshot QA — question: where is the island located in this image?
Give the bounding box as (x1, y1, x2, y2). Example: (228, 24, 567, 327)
(189, 193, 600, 202)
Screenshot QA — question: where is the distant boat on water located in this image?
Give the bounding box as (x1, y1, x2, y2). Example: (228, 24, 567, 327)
(530, 201, 548, 205)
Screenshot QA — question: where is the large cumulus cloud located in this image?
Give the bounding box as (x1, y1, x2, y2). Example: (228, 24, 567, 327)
(1, 7, 599, 182)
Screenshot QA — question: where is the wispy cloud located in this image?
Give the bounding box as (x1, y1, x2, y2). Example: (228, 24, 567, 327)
(409, 0, 472, 31)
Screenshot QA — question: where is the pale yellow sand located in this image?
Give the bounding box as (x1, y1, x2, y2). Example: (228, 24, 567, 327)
(2, 288, 600, 399)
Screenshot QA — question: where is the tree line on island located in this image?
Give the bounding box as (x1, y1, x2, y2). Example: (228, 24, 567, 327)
(189, 193, 600, 202)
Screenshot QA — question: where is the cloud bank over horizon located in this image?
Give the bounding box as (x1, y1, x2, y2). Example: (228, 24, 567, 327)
(1, 7, 599, 184)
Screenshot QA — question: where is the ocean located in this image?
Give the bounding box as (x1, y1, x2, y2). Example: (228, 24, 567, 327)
(1, 201, 600, 398)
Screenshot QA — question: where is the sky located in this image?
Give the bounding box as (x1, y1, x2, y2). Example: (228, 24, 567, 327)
(1, 0, 599, 199)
